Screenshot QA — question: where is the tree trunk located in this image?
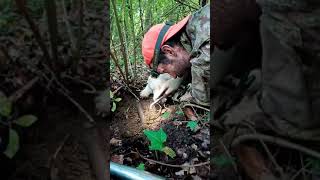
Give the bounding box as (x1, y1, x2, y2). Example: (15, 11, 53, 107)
(128, 0, 137, 77)
(111, 0, 129, 80)
(138, 0, 144, 32)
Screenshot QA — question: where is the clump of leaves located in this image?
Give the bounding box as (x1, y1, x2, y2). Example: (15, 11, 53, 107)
(161, 111, 170, 119)
(175, 110, 184, 116)
(143, 128, 176, 158)
(136, 163, 145, 170)
(0, 92, 38, 158)
(110, 90, 122, 112)
(187, 121, 199, 132)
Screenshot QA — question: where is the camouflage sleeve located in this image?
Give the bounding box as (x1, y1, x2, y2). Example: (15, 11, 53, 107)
(189, 42, 210, 106)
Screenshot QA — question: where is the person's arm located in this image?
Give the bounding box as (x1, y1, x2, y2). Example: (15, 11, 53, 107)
(181, 42, 210, 106)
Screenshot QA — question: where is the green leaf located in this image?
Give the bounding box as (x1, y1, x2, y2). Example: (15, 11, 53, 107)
(212, 154, 234, 168)
(110, 91, 114, 99)
(111, 102, 116, 112)
(175, 110, 184, 115)
(161, 112, 170, 119)
(143, 128, 167, 151)
(14, 115, 38, 127)
(136, 163, 145, 170)
(3, 129, 19, 158)
(162, 146, 176, 159)
(187, 121, 198, 132)
(0, 94, 12, 117)
(114, 97, 122, 102)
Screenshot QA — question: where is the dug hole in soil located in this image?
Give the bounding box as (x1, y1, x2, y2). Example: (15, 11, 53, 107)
(110, 87, 210, 179)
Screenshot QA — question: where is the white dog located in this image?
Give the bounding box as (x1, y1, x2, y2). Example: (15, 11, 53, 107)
(140, 73, 184, 102)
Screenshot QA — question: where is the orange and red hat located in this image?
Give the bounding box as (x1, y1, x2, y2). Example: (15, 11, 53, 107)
(142, 15, 190, 68)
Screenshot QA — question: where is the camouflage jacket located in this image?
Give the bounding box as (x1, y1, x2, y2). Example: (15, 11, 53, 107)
(180, 4, 210, 106)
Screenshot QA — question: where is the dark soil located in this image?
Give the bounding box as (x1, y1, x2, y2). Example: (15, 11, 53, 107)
(110, 89, 210, 179)
(0, 91, 109, 180)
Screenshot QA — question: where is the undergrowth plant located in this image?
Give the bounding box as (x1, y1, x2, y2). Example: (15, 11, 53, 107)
(143, 128, 176, 159)
(110, 90, 122, 112)
(0, 92, 38, 158)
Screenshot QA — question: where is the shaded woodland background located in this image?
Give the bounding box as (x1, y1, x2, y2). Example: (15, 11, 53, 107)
(110, 0, 207, 83)
(0, 0, 108, 179)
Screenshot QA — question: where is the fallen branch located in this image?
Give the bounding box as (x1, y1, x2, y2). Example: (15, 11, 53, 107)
(49, 134, 70, 180)
(135, 149, 209, 168)
(231, 134, 320, 160)
(53, 134, 70, 160)
(241, 121, 284, 177)
(60, 73, 97, 94)
(57, 87, 95, 123)
(9, 77, 40, 102)
(34, 64, 96, 123)
(182, 103, 210, 112)
(290, 160, 312, 180)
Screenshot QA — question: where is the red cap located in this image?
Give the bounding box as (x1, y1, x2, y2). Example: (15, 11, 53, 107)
(142, 15, 190, 67)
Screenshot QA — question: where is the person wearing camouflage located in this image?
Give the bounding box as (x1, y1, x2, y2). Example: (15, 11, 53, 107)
(212, 0, 320, 179)
(141, 4, 210, 107)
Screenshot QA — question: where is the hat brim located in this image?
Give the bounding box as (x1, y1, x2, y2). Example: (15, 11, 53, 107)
(160, 15, 191, 47)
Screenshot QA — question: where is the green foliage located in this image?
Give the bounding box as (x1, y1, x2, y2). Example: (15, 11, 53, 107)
(110, 0, 201, 78)
(212, 154, 235, 168)
(162, 146, 176, 158)
(175, 110, 184, 116)
(143, 128, 167, 151)
(161, 112, 170, 119)
(14, 115, 38, 127)
(110, 90, 122, 112)
(0, 92, 38, 158)
(0, 94, 12, 117)
(136, 163, 145, 170)
(187, 121, 198, 132)
(3, 129, 19, 158)
(143, 128, 176, 159)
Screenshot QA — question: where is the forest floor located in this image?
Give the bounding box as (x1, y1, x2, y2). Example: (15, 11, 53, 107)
(0, 1, 107, 180)
(109, 71, 210, 179)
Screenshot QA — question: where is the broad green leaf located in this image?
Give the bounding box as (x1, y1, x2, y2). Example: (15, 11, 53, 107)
(3, 129, 19, 158)
(14, 115, 38, 127)
(110, 91, 114, 99)
(175, 111, 184, 115)
(143, 128, 167, 151)
(136, 163, 145, 170)
(111, 102, 116, 112)
(212, 154, 234, 168)
(114, 97, 122, 102)
(187, 121, 198, 132)
(0, 95, 12, 117)
(162, 146, 176, 159)
(161, 112, 170, 119)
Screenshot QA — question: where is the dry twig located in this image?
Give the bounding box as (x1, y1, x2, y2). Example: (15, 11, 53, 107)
(231, 134, 320, 160)
(134, 149, 209, 168)
(9, 77, 40, 102)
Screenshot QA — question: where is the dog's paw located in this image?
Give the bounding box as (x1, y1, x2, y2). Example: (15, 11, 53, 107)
(140, 89, 151, 98)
